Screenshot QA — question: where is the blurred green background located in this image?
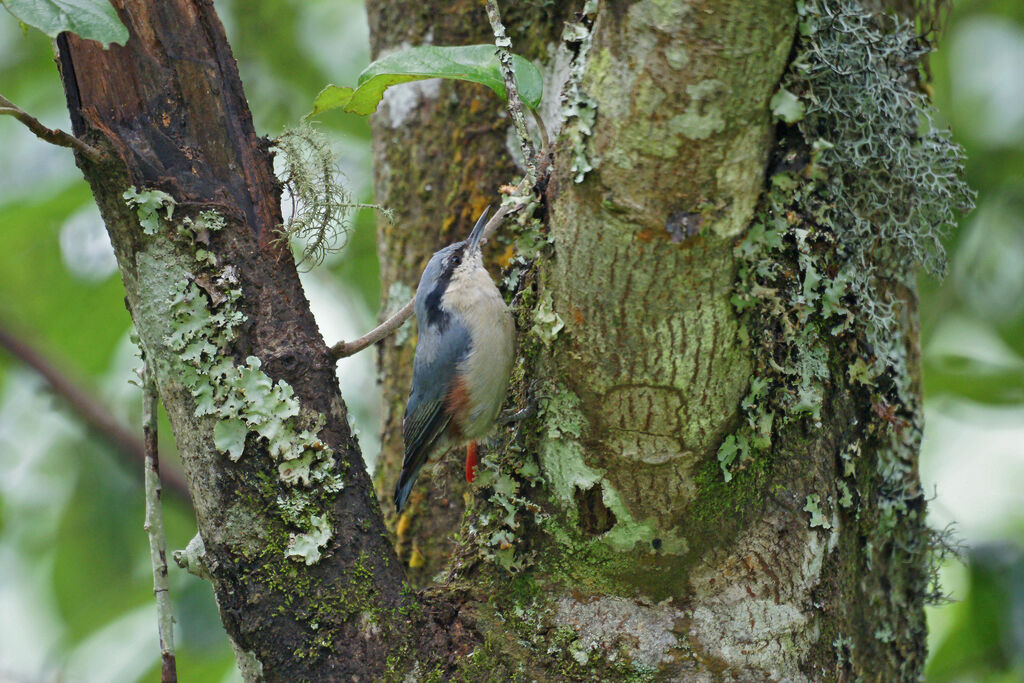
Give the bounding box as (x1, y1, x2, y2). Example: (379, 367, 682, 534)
(0, 1, 1020, 680)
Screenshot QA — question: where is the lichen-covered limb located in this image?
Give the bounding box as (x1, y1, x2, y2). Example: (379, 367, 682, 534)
(0, 93, 103, 162)
(141, 360, 177, 682)
(484, 0, 538, 186)
(55, 1, 411, 678)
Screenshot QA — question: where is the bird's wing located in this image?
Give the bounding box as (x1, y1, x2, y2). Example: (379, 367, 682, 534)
(395, 319, 471, 511)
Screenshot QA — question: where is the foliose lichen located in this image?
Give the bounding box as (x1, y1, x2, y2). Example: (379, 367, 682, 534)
(559, 0, 598, 183)
(126, 188, 342, 565)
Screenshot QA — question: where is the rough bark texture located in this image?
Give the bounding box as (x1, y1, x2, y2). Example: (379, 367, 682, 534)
(56, 1, 406, 679)
(50, 0, 958, 679)
(368, 0, 954, 681)
(366, 0, 575, 584)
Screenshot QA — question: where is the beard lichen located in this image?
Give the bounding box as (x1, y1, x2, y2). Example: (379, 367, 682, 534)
(724, 0, 970, 678)
(271, 123, 393, 269)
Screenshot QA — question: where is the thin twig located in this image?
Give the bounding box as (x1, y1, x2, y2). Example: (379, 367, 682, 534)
(0, 93, 105, 163)
(141, 360, 177, 683)
(484, 0, 538, 187)
(330, 298, 415, 360)
(0, 320, 191, 500)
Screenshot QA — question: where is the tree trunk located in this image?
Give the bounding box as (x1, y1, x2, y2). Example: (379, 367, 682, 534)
(55, 0, 965, 680)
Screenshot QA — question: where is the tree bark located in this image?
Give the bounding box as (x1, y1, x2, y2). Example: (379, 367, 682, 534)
(56, 2, 406, 679)
(366, 0, 576, 584)
(51, 0, 961, 680)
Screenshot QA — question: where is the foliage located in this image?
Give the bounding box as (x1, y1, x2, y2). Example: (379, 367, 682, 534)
(1, 0, 127, 46)
(310, 44, 543, 117)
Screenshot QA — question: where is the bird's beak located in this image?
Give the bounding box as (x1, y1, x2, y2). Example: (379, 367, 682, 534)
(467, 206, 490, 253)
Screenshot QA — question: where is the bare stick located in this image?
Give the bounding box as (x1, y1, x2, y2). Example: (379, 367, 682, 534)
(329, 193, 530, 361)
(0, 93, 104, 163)
(0, 320, 191, 499)
(485, 0, 538, 187)
(141, 360, 177, 683)
(331, 298, 415, 360)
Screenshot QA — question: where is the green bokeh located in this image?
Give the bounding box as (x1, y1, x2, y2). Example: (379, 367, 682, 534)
(0, 0, 1021, 679)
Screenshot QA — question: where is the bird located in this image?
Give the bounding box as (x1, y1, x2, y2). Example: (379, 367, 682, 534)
(394, 207, 515, 513)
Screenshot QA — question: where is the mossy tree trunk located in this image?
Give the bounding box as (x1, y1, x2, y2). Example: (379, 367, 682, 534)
(52, 0, 963, 680)
(369, 0, 964, 681)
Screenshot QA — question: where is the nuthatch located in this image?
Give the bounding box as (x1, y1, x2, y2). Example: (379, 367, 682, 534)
(394, 208, 515, 512)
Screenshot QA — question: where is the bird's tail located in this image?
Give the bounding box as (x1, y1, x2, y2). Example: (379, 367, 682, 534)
(394, 463, 425, 513)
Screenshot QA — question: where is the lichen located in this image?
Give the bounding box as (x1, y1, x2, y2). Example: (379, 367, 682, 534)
(722, 0, 971, 677)
(559, 2, 598, 183)
(126, 187, 343, 565)
(123, 186, 175, 235)
(272, 123, 393, 268)
(553, 596, 680, 671)
(671, 79, 726, 141)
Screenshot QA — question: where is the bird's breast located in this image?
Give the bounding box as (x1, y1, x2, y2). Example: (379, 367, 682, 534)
(442, 268, 515, 438)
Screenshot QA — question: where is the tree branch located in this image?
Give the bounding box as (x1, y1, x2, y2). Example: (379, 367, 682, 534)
(0, 93, 105, 163)
(0, 320, 190, 500)
(330, 298, 415, 359)
(484, 0, 538, 186)
(141, 360, 177, 683)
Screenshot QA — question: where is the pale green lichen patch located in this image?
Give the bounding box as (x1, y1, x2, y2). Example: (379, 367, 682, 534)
(531, 289, 565, 346)
(803, 494, 831, 530)
(536, 387, 594, 504)
(598, 482, 687, 555)
(626, 0, 690, 35)
(126, 187, 342, 564)
(671, 79, 726, 141)
(287, 513, 333, 565)
(123, 187, 175, 235)
(560, 4, 598, 183)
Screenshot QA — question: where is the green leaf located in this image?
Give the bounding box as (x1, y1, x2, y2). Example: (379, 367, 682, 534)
(2, 0, 129, 47)
(310, 44, 543, 118)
